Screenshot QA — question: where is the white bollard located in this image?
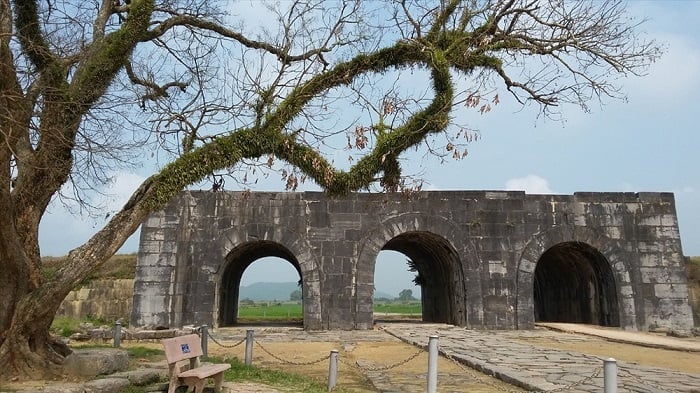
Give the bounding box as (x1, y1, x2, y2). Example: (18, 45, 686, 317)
(604, 358, 617, 393)
(427, 335, 438, 393)
(113, 322, 121, 348)
(245, 329, 254, 366)
(328, 349, 338, 391)
(200, 325, 208, 359)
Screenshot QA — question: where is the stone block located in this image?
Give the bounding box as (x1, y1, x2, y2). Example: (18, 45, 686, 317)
(64, 348, 129, 378)
(654, 283, 690, 299)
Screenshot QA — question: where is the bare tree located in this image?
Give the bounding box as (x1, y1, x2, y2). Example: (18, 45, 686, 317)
(0, 0, 661, 379)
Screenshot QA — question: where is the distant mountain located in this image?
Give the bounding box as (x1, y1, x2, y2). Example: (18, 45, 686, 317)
(374, 290, 395, 300)
(240, 281, 399, 301)
(239, 282, 300, 301)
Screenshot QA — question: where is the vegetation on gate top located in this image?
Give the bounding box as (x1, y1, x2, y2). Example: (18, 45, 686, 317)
(43, 254, 137, 285)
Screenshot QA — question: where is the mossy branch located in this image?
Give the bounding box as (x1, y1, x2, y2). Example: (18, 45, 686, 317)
(13, 0, 56, 71)
(69, 0, 155, 106)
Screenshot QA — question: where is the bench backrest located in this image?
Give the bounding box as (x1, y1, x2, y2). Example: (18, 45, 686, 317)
(162, 334, 203, 364)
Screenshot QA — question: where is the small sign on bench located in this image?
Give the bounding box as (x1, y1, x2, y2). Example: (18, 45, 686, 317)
(161, 334, 230, 393)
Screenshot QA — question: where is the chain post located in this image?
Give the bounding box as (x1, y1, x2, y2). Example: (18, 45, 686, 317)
(604, 358, 617, 393)
(427, 335, 438, 393)
(200, 325, 209, 360)
(113, 322, 121, 348)
(328, 349, 338, 391)
(245, 329, 254, 366)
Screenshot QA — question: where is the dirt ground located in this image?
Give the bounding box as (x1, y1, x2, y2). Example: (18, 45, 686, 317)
(206, 338, 522, 392)
(3, 325, 699, 392)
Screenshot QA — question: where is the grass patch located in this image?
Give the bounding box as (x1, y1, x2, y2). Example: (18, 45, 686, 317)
(51, 316, 82, 337)
(50, 315, 116, 337)
(238, 303, 303, 320)
(237, 301, 422, 321)
(125, 346, 164, 361)
(373, 302, 422, 315)
(221, 357, 354, 393)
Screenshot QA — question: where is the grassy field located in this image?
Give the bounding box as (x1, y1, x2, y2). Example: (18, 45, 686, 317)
(238, 303, 303, 320)
(373, 301, 422, 315)
(237, 301, 421, 321)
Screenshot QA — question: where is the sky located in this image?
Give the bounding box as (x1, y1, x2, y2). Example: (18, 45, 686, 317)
(38, 1, 700, 297)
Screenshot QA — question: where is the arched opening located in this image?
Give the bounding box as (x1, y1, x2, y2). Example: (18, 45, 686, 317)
(219, 241, 302, 327)
(378, 231, 461, 324)
(374, 250, 422, 321)
(533, 242, 619, 326)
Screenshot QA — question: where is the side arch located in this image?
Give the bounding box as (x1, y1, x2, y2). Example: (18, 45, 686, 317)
(515, 226, 636, 329)
(355, 213, 481, 327)
(214, 227, 322, 329)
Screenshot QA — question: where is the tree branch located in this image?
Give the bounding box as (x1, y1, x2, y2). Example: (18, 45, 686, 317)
(142, 14, 331, 65)
(13, 0, 57, 71)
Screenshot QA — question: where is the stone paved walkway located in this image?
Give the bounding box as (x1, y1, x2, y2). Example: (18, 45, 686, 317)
(381, 323, 700, 393)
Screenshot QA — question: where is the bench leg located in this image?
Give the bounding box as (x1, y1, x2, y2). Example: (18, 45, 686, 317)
(213, 372, 225, 392)
(167, 375, 179, 393)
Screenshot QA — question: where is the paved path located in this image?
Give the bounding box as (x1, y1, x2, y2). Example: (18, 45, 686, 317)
(381, 323, 700, 393)
(538, 322, 700, 352)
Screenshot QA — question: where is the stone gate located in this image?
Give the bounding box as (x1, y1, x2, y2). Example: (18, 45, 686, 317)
(130, 190, 694, 331)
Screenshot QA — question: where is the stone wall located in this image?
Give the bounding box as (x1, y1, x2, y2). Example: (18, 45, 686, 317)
(131, 191, 694, 331)
(58, 279, 133, 321)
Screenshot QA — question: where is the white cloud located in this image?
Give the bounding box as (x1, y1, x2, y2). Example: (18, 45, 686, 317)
(504, 175, 553, 194)
(628, 34, 700, 101)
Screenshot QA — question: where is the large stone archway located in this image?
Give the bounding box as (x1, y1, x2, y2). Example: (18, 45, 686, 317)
(131, 190, 693, 332)
(515, 226, 636, 329)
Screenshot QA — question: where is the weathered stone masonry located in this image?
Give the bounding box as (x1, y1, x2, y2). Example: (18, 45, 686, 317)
(131, 191, 694, 331)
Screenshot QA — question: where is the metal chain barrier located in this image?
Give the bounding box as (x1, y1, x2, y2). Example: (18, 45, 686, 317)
(352, 348, 425, 372)
(254, 339, 331, 366)
(338, 356, 362, 370)
(208, 332, 247, 349)
(443, 352, 513, 392)
(618, 367, 679, 393)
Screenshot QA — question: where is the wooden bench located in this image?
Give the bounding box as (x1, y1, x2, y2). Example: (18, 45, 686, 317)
(161, 334, 231, 393)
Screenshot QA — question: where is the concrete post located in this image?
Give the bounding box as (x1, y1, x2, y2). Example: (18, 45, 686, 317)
(113, 322, 121, 348)
(245, 329, 255, 366)
(328, 349, 338, 391)
(604, 358, 617, 393)
(427, 335, 438, 393)
(200, 325, 208, 359)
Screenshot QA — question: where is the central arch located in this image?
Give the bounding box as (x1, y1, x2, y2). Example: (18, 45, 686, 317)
(355, 212, 477, 327)
(533, 242, 620, 326)
(219, 241, 301, 326)
(381, 231, 461, 323)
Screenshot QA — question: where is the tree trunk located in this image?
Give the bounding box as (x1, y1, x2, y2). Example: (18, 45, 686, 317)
(0, 178, 156, 380)
(0, 285, 72, 380)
